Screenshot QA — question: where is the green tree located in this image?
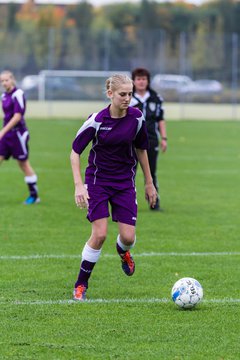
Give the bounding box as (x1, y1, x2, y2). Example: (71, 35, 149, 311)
(62, 28, 83, 69)
(66, 1, 94, 68)
(191, 18, 224, 77)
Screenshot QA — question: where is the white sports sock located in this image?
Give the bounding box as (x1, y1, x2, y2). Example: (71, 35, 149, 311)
(24, 174, 38, 184)
(82, 243, 102, 263)
(117, 234, 136, 251)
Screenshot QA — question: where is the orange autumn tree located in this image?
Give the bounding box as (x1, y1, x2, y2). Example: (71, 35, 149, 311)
(16, 1, 73, 69)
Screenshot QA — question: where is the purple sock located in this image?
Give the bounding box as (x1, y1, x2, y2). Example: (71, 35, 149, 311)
(27, 182, 38, 198)
(25, 175, 38, 198)
(116, 242, 126, 255)
(75, 260, 96, 288)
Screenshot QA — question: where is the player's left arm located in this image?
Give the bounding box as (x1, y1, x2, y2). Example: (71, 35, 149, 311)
(135, 148, 157, 208)
(159, 119, 167, 153)
(0, 113, 22, 140)
(156, 96, 167, 152)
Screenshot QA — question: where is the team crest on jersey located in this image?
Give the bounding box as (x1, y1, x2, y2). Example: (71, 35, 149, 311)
(149, 102, 156, 112)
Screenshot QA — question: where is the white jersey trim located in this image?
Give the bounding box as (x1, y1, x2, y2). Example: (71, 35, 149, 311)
(16, 130, 28, 157)
(129, 98, 138, 107)
(75, 112, 103, 185)
(12, 89, 25, 110)
(136, 113, 145, 136)
(133, 91, 151, 103)
(75, 113, 102, 137)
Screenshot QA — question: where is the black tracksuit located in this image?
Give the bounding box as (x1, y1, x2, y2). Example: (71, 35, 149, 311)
(130, 89, 165, 208)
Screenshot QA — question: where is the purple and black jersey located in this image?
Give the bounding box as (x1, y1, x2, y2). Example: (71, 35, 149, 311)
(72, 105, 149, 188)
(1, 87, 27, 131)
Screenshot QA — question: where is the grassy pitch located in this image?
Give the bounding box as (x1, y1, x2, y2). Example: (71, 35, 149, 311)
(0, 119, 239, 359)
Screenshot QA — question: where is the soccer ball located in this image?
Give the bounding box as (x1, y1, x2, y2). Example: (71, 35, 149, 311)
(171, 277, 203, 309)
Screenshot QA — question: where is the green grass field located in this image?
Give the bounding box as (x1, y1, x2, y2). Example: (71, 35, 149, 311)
(0, 119, 239, 359)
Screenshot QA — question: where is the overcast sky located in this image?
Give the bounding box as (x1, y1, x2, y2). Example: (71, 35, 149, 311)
(0, 0, 208, 5)
(88, 0, 206, 5)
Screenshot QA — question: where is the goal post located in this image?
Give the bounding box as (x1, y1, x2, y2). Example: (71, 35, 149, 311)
(37, 70, 131, 101)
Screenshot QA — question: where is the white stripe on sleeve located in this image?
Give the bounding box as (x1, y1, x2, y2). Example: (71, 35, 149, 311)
(12, 89, 25, 109)
(75, 112, 101, 138)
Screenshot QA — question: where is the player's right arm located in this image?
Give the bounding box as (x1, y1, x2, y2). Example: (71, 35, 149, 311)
(0, 89, 25, 140)
(70, 114, 99, 208)
(70, 150, 89, 209)
(70, 113, 101, 208)
(0, 113, 21, 140)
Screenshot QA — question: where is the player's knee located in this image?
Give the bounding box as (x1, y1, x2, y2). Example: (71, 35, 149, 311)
(120, 234, 135, 247)
(98, 232, 107, 243)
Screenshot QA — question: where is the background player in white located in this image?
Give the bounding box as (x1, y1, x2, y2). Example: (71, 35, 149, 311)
(0, 70, 40, 204)
(70, 74, 157, 301)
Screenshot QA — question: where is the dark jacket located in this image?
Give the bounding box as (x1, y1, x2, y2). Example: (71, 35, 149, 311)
(130, 89, 164, 145)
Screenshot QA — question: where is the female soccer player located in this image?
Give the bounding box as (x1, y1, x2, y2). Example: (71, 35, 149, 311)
(0, 70, 40, 204)
(70, 73, 157, 301)
(130, 68, 167, 211)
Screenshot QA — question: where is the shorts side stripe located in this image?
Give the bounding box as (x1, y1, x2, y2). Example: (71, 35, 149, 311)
(16, 130, 28, 157)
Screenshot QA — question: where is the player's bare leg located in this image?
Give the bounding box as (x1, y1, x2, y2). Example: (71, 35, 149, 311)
(88, 218, 108, 250)
(17, 159, 40, 204)
(73, 218, 108, 301)
(17, 159, 35, 176)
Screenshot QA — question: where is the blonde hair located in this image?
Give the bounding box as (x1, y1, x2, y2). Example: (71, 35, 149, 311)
(0, 70, 16, 86)
(105, 74, 133, 94)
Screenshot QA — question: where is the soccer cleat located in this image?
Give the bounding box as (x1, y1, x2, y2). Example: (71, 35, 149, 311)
(120, 251, 135, 276)
(73, 285, 87, 301)
(23, 196, 40, 205)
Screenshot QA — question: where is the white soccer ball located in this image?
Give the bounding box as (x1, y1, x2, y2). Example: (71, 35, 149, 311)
(171, 277, 203, 309)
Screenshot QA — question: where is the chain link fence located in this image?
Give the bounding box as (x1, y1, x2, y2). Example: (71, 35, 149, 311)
(0, 28, 239, 106)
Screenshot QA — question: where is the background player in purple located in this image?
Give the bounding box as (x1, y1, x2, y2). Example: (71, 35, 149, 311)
(130, 68, 167, 211)
(70, 73, 157, 301)
(0, 70, 40, 204)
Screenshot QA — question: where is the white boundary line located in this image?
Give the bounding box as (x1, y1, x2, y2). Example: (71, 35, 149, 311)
(0, 298, 239, 306)
(1, 252, 240, 260)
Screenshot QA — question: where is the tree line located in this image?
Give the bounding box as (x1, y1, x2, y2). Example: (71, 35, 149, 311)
(0, 0, 239, 79)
